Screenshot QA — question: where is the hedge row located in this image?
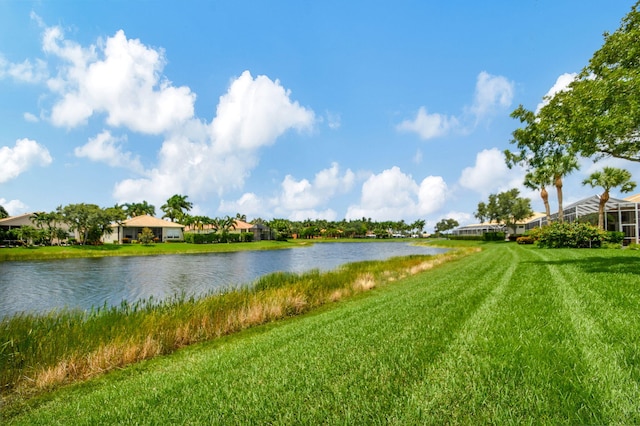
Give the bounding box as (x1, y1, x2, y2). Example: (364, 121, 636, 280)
(183, 232, 253, 244)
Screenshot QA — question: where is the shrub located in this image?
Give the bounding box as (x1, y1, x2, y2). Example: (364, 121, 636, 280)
(606, 231, 625, 244)
(483, 231, 505, 242)
(121, 238, 131, 244)
(138, 227, 155, 245)
(535, 222, 606, 248)
(516, 236, 534, 245)
(226, 233, 241, 243)
(184, 232, 221, 244)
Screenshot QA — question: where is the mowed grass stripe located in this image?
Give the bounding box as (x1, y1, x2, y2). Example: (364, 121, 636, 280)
(401, 244, 600, 423)
(529, 248, 640, 423)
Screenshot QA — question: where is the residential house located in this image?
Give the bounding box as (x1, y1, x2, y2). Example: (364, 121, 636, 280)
(107, 215, 184, 243)
(452, 193, 640, 245)
(0, 213, 74, 245)
(183, 219, 272, 241)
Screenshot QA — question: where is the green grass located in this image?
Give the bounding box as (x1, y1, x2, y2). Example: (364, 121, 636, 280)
(5, 243, 640, 424)
(0, 240, 307, 262)
(0, 248, 470, 410)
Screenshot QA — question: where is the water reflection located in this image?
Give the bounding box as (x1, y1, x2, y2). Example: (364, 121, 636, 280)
(0, 242, 446, 317)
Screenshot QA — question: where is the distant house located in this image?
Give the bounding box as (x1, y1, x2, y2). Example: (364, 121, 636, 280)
(232, 220, 272, 241)
(0, 213, 36, 231)
(451, 212, 547, 238)
(0, 213, 74, 245)
(107, 215, 184, 243)
(452, 193, 640, 245)
(183, 219, 272, 241)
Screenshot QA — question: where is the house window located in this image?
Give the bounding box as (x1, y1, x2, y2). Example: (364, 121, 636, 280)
(166, 229, 181, 239)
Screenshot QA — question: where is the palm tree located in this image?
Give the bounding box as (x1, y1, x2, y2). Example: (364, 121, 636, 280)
(31, 211, 58, 245)
(411, 219, 426, 236)
(189, 215, 212, 234)
(523, 166, 554, 224)
(212, 216, 236, 242)
(582, 167, 637, 230)
(123, 201, 155, 218)
(161, 194, 193, 223)
(13, 225, 37, 246)
(548, 154, 579, 223)
(0, 205, 8, 219)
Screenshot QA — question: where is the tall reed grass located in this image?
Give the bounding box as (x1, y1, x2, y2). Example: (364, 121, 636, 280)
(0, 248, 473, 403)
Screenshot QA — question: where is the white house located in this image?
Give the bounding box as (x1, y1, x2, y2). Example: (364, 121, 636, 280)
(452, 193, 640, 245)
(106, 215, 184, 243)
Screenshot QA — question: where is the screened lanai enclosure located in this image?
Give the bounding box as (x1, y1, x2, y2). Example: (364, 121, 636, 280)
(524, 195, 640, 244)
(453, 194, 640, 245)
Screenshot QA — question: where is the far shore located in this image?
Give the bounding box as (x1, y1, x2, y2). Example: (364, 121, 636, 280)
(0, 237, 425, 262)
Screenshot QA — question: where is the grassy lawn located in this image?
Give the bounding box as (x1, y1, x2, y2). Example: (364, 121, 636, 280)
(5, 243, 640, 424)
(0, 240, 308, 262)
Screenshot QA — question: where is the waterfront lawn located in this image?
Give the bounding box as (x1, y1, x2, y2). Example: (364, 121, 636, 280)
(5, 243, 640, 424)
(0, 240, 306, 262)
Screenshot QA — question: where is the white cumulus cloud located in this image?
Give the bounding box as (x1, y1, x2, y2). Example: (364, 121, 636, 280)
(114, 71, 315, 206)
(44, 27, 195, 133)
(218, 193, 265, 218)
(346, 166, 448, 221)
(0, 198, 29, 216)
(0, 55, 48, 83)
(0, 138, 52, 183)
(469, 71, 514, 119)
(396, 107, 459, 140)
(276, 162, 354, 212)
(218, 163, 355, 220)
(398, 71, 513, 140)
(210, 70, 314, 153)
(23, 112, 39, 122)
(458, 148, 523, 195)
(74, 130, 143, 172)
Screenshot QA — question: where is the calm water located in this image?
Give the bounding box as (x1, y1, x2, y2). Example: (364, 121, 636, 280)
(0, 242, 446, 318)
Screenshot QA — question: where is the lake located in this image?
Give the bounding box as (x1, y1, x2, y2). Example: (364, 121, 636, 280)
(0, 242, 446, 318)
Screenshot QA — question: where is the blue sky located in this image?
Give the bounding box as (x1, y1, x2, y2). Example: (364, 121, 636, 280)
(2, 1, 639, 229)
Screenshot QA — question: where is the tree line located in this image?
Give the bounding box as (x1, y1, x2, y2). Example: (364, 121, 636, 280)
(0, 192, 446, 245)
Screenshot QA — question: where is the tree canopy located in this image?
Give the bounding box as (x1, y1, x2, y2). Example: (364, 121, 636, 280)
(475, 189, 533, 232)
(161, 194, 193, 223)
(123, 201, 156, 218)
(525, 1, 640, 163)
(434, 218, 459, 235)
(57, 203, 117, 245)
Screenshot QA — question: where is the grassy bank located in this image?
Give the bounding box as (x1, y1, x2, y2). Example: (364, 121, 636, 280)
(0, 240, 307, 262)
(0, 246, 474, 414)
(6, 243, 640, 424)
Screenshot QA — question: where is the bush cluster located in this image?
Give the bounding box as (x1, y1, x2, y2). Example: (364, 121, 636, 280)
(516, 236, 535, 245)
(483, 231, 506, 242)
(534, 222, 607, 248)
(183, 232, 253, 244)
(606, 231, 625, 244)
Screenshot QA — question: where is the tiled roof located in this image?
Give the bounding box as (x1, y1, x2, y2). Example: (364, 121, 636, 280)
(117, 215, 184, 228)
(624, 193, 640, 203)
(0, 213, 36, 227)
